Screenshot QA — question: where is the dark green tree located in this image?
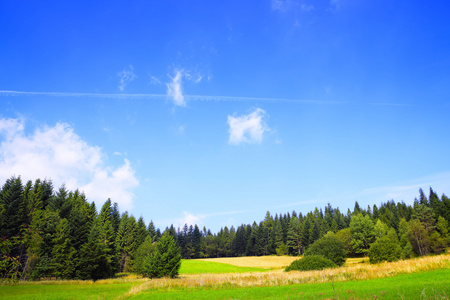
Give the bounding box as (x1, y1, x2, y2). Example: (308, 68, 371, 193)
(305, 232, 346, 266)
(144, 232, 181, 278)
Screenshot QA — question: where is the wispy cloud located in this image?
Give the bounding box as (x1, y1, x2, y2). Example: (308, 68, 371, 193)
(149, 76, 162, 85)
(228, 108, 269, 145)
(272, 0, 292, 12)
(0, 118, 139, 210)
(165, 69, 203, 107)
(301, 4, 314, 12)
(117, 65, 137, 92)
(166, 70, 185, 106)
(358, 172, 450, 204)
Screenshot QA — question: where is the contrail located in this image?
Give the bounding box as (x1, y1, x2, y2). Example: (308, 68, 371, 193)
(0, 89, 344, 104)
(0, 90, 415, 106)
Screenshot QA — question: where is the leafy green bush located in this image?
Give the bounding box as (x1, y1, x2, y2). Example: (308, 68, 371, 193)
(305, 232, 346, 266)
(368, 229, 402, 264)
(285, 255, 337, 272)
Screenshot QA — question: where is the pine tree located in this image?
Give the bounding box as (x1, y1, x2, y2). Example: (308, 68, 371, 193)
(286, 216, 302, 255)
(0, 176, 26, 238)
(310, 221, 320, 244)
(136, 216, 148, 249)
(192, 225, 202, 258)
(144, 232, 181, 278)
(77, 221, 111, 280)
(301, 218, 311, 250)
(147, 220, 156, 242)
(98, 199, 116, 274)
(51, 219, 76, 279)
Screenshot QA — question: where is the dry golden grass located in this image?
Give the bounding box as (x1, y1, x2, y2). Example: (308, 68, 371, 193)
(118, 253, 450, 299)
(196, 255, 299, 269)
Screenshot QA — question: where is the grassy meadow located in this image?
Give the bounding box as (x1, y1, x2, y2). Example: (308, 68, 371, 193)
(1, 254, 449, 299)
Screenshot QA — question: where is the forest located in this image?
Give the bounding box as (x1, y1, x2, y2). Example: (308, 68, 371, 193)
(1, 175, 449, 281)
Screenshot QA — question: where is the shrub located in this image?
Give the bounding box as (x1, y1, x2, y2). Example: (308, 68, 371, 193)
(305, 232, 346, 266)
(368, 229, 402, 264)
(285, 255, 337, 272)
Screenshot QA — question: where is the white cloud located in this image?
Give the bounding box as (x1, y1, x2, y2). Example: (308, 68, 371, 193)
(149, 76, 161, 85)
(166, 70, 185, 106)
(227, 108, 268, 145)
(166, 69, 203, 107)
(301, 4, 314, 11)
(180, 211, 202, 227)
(272, 0, 291, 12)
(0, 118, 139, 210)
(117, 65, 137, 92)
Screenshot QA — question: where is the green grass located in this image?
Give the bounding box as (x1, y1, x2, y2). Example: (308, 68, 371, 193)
(179, 259, 268, 274)
(131, 268, 450, 299)
(0, 282, 136, 300)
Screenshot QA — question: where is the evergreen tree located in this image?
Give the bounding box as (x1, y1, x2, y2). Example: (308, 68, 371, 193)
(77, 221, 111, 280)
(134, 236, 155, 275)
(136, 216, 148, 249)
(147, 220, 156, 242)
(310, 221, 320, 244)
(301, 218, 311, 250)
(51, 218, 76, 279)
(97, 199, 116, 274)
(0, 176, 26, 238)
(286, 216, 302, 255)
(192, 225, 202, 258)
(144, 232, 181, 278)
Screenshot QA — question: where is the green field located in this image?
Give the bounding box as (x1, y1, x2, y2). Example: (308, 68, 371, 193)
(1, 256, 449, 299)
(132, 269, 450, 299)
(179, 259, 268, 274)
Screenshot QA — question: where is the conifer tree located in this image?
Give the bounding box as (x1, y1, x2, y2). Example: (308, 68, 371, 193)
(136, 216, 148, 249)
(147, 220, 156, 242)
(144, 232, 181, 278)
(287, 216, 302, 255)
(77, 221, 111, 280)
(0, 176, 26, 238)
(301, 218, 311, 250)
(51, 218, 76, 279)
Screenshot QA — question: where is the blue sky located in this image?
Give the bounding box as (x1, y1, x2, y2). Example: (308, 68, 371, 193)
(1, 0, 449, 231)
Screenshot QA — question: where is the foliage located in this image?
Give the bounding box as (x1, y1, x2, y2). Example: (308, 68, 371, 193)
(1, 175, 449, 281)
(285, 255, 337, 272)
(305, 232, 346, 266)
(335, 227, 354, 256)
(144, 233, 181, 278)
(133, 236, 155, 275)
(276, 242, 288, 256)
(368, 229, 402, 263)
(350, 213, 375, 255)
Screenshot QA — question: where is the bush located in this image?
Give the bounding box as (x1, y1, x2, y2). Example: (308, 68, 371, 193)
(368, 229, 402, 264)
(285, 255, 337, 272)
(305, 232, 346, 266)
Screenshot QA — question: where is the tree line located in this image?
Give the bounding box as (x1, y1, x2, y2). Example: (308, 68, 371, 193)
(1, 176, 449, 281)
